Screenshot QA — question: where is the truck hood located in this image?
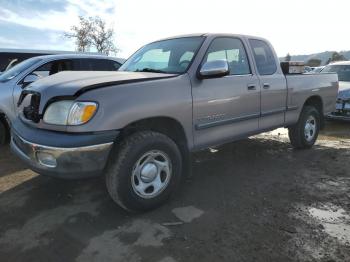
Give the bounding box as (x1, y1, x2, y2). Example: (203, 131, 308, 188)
(26, 71, 176, 98)
(18, 71, 177, 121)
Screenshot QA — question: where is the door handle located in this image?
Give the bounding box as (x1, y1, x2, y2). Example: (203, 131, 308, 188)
(263, 83, 270, 89)
(247, 84, 256, 90)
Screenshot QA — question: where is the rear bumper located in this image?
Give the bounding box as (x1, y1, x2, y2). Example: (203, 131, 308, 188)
(10, 120, 118, 179)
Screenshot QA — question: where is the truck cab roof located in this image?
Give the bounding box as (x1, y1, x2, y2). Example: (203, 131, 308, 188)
(157, 33, 269, 42)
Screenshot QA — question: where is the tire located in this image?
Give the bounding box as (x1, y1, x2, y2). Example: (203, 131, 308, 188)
(0, 120, 8, 146)
(288, 105, 320, 149)
(106, 131, 183, 212)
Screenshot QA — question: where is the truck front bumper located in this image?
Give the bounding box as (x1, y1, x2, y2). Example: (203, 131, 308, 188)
(10, 120, 118, 179)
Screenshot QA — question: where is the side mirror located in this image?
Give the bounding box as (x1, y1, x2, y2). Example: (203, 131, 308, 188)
(22, 74, 39, 87)
(199, 60, 229, 79)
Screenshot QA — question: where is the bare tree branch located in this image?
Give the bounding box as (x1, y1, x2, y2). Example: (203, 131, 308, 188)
(63, 16, 93, 52)
(63, 16, 118, 55)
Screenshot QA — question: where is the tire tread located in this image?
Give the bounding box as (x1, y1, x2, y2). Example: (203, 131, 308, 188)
(288, 105, 320, 149)
(105, 131, 181, 212)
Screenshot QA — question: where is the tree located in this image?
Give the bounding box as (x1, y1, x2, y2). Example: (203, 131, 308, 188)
(64, 16, 118, 55)
(89, 17, 118, 55)
(64, 16, 93, 52)
(306, 58, 322, 67)
(325, 52, 347, 65)
(285, 53, 291, 62)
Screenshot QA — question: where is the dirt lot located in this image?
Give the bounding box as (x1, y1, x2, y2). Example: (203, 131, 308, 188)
(0, 121, 349, 262)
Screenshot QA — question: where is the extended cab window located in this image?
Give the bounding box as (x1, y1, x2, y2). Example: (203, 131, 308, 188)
(249, 39, 277, 75)
(204, 38, 250, 75)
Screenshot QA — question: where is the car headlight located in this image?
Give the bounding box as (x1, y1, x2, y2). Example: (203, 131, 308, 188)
(338, 89, 350, 100)
(43, 101, 98, 125)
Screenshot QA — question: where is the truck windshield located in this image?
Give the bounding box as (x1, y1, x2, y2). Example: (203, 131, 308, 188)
(322, 65, 350, 82)
(119, 37, 204, 74)
(0, 57, 42, 82)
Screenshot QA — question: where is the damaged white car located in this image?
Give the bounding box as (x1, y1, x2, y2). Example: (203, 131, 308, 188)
(323, 61, 350, 120)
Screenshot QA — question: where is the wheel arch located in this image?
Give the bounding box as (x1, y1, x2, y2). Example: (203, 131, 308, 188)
(117, 116, 192, 176)
(303, 95, 324, 129)
(119, 116, 190, 154)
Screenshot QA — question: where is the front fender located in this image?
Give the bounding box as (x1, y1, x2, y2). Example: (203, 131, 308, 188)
(66, 74, 194, 149)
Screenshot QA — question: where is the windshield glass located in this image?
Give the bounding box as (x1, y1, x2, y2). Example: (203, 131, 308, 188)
(119, 37, 204, 74)
(322, 65, 350, 81)
(0, 57, 41, 82)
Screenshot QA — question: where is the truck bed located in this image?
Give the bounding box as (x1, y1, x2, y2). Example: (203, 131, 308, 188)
(284, 72, 338, 126)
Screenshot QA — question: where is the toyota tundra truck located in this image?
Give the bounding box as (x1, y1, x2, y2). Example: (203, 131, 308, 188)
(11, 34, 338, 211)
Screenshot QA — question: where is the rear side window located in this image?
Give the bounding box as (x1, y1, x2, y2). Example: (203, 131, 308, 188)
(79, 59, 121, 71)
(249, 39, 277, 75)
(204, 37, 251, 75)
(32, 59, 74, 77)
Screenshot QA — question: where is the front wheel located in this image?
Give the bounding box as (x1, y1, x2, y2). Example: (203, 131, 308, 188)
(105, 131, 182, 212)
(288, 105, 321, 149)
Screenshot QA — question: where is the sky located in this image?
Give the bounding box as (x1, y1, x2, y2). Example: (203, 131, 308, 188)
(0, 0, 349, 59)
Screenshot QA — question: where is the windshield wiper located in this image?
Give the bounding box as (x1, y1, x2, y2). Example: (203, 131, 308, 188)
(136, 68, 168, 74)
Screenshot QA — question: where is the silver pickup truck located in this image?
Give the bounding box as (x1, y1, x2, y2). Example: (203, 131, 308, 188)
(11, 34, 338, 211)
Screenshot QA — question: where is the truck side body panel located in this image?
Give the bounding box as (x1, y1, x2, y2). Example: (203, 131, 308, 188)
(191, 74, 261, 149)
(190, 35, 261, 149)
(284, 74, 339, 126)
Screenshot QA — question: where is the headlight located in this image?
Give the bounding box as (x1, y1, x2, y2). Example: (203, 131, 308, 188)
(43, 101, 98, 125)
(338, 89, 350, 100)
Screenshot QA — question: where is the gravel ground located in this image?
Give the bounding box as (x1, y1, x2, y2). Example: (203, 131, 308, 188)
(0, 121, 349, 262)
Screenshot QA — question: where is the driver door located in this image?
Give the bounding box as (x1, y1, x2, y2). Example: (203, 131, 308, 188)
(192, 37, 261, 148)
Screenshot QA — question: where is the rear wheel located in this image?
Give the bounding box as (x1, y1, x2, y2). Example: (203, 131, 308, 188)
(288, 105, 320, 149)
(105, 131, 182, 212)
